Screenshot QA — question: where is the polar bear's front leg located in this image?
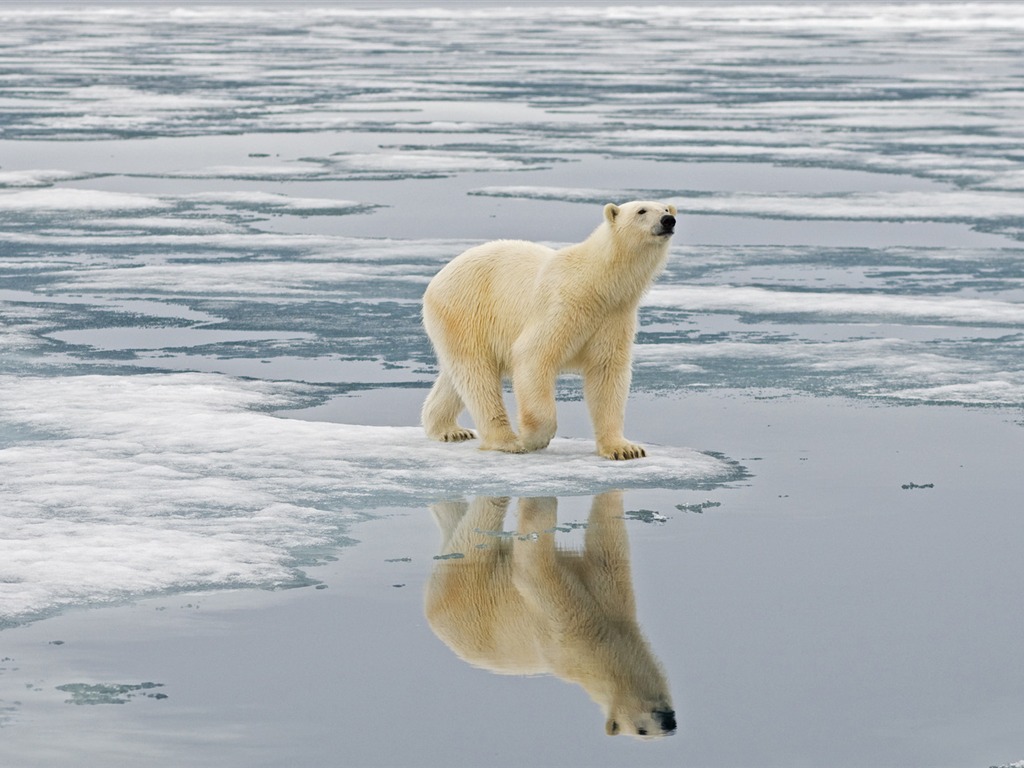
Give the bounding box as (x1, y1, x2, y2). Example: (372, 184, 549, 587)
(512, 359, 559, 452)
(583, 350, 646, 461)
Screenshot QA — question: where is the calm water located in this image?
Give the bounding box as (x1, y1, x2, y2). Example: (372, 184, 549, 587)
(1, 4, 1023, 766)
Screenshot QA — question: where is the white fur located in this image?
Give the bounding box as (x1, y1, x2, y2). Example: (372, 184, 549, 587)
(422, 200, 677, 459)
(425, 492, 676, 738)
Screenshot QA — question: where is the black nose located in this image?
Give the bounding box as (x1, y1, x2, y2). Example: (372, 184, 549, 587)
(661, 214, 676, 231)
(653, 709, 677, 733)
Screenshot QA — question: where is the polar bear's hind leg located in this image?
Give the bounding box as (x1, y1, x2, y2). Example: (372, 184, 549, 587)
(422, 370, 476, 443)
(449, 359, 523, 453)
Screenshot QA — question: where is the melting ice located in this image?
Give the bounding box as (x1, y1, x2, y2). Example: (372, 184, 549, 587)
(1, 3, 1022, 626)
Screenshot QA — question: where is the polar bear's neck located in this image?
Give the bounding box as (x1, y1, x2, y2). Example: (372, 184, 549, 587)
(558, 619, 669, 707)
(568, 223, 671, 306)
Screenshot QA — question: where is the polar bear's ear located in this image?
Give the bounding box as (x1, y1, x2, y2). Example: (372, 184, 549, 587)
(667, 204, 678, 216)
(605, 719, 620, 736)
(604, 203, 620, 224)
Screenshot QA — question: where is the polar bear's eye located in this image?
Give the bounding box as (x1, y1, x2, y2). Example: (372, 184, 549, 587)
(637, 208, 647, 215)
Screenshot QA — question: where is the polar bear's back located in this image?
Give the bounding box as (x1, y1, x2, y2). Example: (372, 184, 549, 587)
(423, 239, 556, 364)
(426, 238, 553, 300)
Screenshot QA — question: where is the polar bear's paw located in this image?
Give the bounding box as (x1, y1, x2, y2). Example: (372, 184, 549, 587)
(598, 441, 647, 461)
(438, 428, 476, 443)
(480, 435, 526, 454)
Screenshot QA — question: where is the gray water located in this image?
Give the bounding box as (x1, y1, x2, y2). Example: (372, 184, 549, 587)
(1, 4, 1022, 766)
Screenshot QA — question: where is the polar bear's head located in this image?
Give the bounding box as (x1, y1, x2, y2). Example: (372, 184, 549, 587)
(603, 200, 678, 240)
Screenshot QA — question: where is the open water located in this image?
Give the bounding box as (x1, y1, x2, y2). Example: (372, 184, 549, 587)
(1, 4, 1022, 766)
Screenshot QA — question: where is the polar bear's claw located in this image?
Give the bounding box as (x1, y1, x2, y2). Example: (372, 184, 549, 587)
(601, 442, 647, 461)
(441, 429, 476, 443)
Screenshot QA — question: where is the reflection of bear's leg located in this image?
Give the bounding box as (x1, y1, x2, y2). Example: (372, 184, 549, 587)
(461, 495, 512, 556)
(584, 491, 637, 622)
(513, 497, 560, 590)
(513, 497, 576, 615)
(446, 357, 523, 453)
(430, 499, 469, 553)
(516, 495, 558, 538)
(425, 497, 516, 664)
(431, 496, 509, 556)
(422, 370, 475, 443)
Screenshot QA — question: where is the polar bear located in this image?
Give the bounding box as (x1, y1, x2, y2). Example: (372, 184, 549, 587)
(421, 201, 677, 459)
(424, 492, 677, 738)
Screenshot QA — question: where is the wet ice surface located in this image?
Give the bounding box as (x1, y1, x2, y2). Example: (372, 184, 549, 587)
(1, 3, 1023, 766)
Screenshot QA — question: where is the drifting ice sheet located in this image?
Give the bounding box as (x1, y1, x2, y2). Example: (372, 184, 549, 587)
(0, 372, 743, 627)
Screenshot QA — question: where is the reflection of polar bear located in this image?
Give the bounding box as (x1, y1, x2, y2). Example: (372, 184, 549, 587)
(425, 492, 677, 738)
(421, 201, 677, 459)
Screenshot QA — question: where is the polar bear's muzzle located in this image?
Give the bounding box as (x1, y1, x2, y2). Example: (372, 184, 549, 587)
(653, 708, 677, 734)
(656, 214, 676, 237)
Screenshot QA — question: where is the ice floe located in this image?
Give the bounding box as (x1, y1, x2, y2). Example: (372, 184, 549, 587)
(0, 372, 743, 626)
(0, 188, 169, 212)
(2, 2, 1023, 630)
(644, 286, 1024, 326)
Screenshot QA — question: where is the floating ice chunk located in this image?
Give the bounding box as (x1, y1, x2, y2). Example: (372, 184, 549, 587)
(47, 327, 315, 351)
(977, 170, 1024, 192)
(0, 188, 370, 217)
(0, 372, 742, 626)
(0, 170, 92, 188)
(325, 150, 548, 175)
(184, 190, 373, 213)
(890, 380, 1024, 405)
(85, 216, 242, 233)
(166, 165, 330, 180)
(56, 682, 167, 705)
(64, 84, 246, 113)
(644, 285, 1024, 326)
(0, 188, 168, 212)
(634, 336, 1024, 405)
(0, 302, 48, 351)
(48, 261, 431, 297)
(676, 500, 722, 514)
(664, 190, 1024, 224)
(624, 509, 669, 524)
(470, 186, 611, 204)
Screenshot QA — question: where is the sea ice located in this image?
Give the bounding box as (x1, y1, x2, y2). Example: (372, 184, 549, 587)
(1, 0, 1022, 637)
(0, 372, 743, 627)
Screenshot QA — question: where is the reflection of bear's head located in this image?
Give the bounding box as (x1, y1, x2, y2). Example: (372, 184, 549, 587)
(425, 492, 677, 740)
(605, 689, 678, 739)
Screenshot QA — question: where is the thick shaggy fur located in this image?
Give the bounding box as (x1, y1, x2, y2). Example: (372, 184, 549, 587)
(424, 493, 676, 738)
(421, 201, 677, 459)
